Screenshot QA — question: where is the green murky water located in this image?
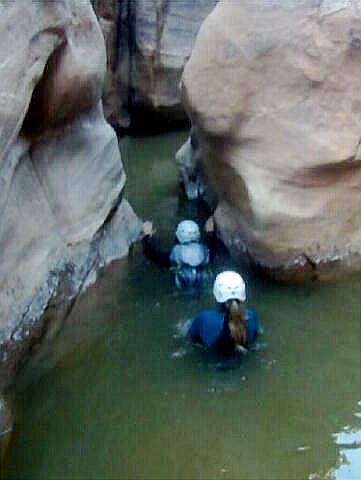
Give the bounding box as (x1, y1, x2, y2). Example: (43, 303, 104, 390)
(2, 131, 361, 480)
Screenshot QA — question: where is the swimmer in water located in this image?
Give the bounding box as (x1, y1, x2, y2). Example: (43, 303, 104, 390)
(186, 271, 260, 354)
(143, 218, 216, 291)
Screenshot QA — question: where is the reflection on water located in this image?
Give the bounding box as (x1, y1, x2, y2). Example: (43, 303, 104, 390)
(2, 131, 361, 480)
(319, 401, 361, 480)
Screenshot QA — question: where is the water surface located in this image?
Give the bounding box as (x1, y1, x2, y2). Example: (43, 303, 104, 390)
(2, 131, 360, 480)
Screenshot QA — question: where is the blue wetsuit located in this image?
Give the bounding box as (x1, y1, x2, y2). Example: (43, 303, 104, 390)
(187, 308, 259, 352)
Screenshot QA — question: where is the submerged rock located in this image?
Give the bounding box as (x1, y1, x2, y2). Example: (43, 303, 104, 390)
(91, 0, 218, 130)
(0, 0, 142, 388)
(180, 0, 361, 280)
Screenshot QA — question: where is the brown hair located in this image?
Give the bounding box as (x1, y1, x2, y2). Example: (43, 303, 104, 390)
(227, 300, 247, 347)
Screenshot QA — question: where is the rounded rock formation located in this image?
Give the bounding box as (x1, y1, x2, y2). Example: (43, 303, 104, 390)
(180, 0, 361, 280)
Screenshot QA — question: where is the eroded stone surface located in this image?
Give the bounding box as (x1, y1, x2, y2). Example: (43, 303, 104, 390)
(0, 0, 141, 387)
(180, 0, 361, 280)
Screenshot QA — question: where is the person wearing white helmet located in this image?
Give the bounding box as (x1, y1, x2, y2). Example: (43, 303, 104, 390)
(143, 217, 216, 291)
(186, 271, 260, 353)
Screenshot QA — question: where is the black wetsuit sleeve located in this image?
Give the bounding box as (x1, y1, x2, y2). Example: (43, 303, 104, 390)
(143, 235, 172, 268)
(204, 230, 217, 262)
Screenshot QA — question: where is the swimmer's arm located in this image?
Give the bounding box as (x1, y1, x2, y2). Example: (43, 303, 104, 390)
(203, 217, 218, 262)
(143, 235, 172, 268)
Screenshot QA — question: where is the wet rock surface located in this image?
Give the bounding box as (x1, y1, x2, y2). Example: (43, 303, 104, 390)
(91, 0, 131, 129)
(91, 0, 218, 130)
(180, 0, 361, 280)
(0, 0, 141, 388)
(0, 395, 13, 464)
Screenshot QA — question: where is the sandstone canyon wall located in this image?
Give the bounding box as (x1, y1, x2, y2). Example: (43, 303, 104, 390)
(180, 0, 361, 280)
(91, 0, 218, 130)
(0, 0, 141, 389)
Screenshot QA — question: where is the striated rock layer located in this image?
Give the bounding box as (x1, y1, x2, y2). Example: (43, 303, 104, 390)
(91, 0, 218, 130)
(180, 0, 361, 280)
(0, 0, 142, 388)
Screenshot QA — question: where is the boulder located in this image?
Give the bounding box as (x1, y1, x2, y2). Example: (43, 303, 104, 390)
(180, 0, 361, 280)
(0, 0, 141, 388)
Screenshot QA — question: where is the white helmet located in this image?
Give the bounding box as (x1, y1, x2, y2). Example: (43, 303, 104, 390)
(213, 271, 246, 303)
(175, 220, 200, 244)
